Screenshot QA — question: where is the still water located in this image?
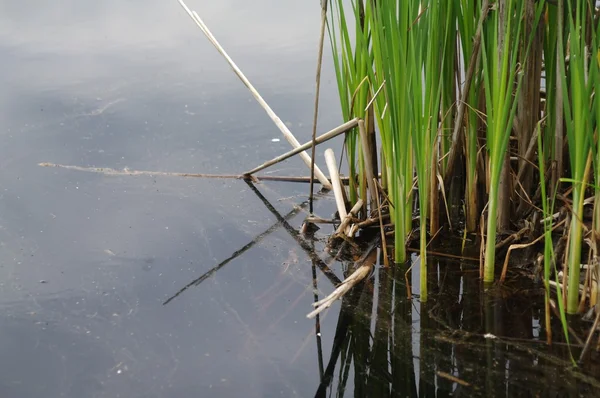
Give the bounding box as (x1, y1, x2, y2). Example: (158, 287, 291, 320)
(0, 1, 599, 397)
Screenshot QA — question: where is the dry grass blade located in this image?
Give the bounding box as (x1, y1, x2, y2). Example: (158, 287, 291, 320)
(500, 218, 567, 282)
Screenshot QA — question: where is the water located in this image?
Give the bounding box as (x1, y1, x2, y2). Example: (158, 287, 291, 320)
(1, 1, 599, 397)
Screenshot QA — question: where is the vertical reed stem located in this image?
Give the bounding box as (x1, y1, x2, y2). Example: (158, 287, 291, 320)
(309, 0, 329, 212)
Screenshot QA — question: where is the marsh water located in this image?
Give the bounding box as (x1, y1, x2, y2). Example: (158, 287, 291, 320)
(1, 1, 599, 397)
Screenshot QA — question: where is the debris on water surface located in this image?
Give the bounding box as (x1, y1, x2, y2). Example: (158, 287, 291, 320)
(271, 138, 280, 142)
(484, 333, 497, 340)
(300, 221, 319, 238)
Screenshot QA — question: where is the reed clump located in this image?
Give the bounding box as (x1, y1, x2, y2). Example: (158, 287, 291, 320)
(323, 0, 600, 352)
(172, 0, 600, 362)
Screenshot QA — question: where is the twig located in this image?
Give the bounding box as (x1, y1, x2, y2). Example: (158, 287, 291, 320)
(309, 0, 329, 213)
(176, 0, 332, 189)
(436, 371, 470, 387)
(243, 118, 359, 176)
(375, 179, 394, 209)
(495, 225, 530, 250)
(500, 218, 566, 282)
(578, 308, 600, 364)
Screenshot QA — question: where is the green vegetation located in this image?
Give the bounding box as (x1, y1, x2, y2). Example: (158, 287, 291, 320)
(326, 0, 600, 327)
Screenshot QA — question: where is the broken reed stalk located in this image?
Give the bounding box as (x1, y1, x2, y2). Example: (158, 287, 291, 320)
(309, 0, 329, 213)
(176, 0, 332, 189)
(307, 241, 377, 319)
(243, 118, 359, 176)
(335, 199, 363, 237)
(324, 148, 348, 222)
(306, 263, 371, 318)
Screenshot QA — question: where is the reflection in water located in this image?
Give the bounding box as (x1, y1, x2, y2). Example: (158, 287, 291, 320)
(244, 180, 343, 286)
(163, 190, 315, 306)
(157, 178, 600, 397)
(0, 0, 343, 395)
(162, 183, 346, 306)
(2, 0, 600, 396)
(313, 255, 600, 397)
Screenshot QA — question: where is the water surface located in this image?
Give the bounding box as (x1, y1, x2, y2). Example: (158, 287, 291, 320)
(1, 1, 599, 397)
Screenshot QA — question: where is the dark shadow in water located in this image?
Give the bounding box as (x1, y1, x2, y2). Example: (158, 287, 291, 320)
(314, 282, 364, 398)
(314, 253, 600, 397)
(162, 189, 314, 305)
(163, 182, 342, 306)
(313, 243, 382, 398)
(244, 180, 342, 286)
(310, 247, 326, 380)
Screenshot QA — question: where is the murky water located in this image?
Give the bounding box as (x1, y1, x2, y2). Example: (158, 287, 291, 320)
(1, 1, 599, 397)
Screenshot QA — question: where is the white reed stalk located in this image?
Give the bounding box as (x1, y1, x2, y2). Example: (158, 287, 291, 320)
(306, 261, 372, 319)
(324, 149, 348, 221)
(177, 0, 332, 189)
(244, 118, 359, 176)
(335, 199, 363, 237)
